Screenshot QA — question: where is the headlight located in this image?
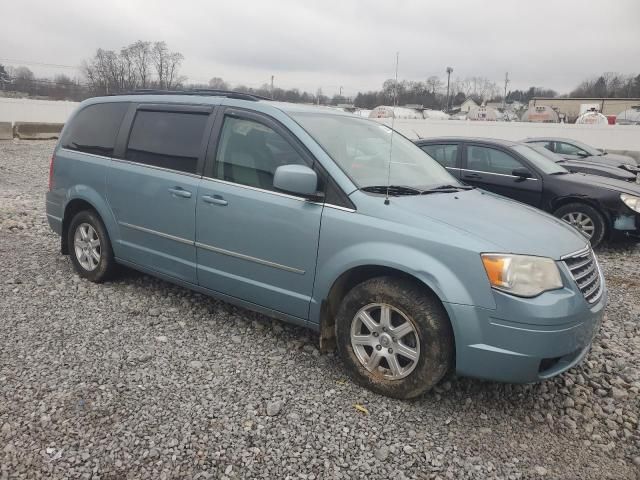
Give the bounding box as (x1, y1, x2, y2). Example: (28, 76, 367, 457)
(623, 164, 639, 171)
(621, 193, 640, 213)
(481, 254, 563, 297)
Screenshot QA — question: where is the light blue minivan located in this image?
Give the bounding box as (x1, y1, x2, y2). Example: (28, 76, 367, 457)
(46, 91, 606, 398)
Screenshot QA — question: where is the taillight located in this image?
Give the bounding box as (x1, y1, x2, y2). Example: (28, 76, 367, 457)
(48, 154, 55, 191)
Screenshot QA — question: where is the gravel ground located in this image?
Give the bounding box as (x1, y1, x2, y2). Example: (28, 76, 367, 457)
(0, 140, 639, 480)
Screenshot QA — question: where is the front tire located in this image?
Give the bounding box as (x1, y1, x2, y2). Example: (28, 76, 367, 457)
(67, 210, 116, 282)
(553, 203, 606, 247)
(335, 277, 454, 399)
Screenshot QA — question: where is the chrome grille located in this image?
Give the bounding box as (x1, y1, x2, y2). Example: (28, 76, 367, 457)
(563, 248, 602, 304)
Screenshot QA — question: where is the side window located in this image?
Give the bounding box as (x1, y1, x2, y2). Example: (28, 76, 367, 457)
(555, 142, 586, 156)
(420, 144, 458, 168)
(466, 146, 524, 175)
(531, 141, 553, 151)
(125, 110, 209, 174)
(215, 116, 307, 191)
(61, 103, 128, 156)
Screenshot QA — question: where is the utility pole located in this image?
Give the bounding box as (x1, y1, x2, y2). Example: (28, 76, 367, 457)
(339, 86, 343, 98)
(445, 66, 453, 112)
(503, 72, 510, 110)
(270, 75, 274, 100)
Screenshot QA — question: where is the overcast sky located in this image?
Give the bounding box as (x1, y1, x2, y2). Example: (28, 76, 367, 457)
(3, 0, 639, 96)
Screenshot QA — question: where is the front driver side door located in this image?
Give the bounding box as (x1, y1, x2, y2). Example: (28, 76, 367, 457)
(195, 108, 323, 320)
(460, 143, 543, 207)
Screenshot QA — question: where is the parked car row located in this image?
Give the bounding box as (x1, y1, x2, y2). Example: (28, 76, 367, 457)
(416, 137, 640, 247)
(47, 92, 616, 398)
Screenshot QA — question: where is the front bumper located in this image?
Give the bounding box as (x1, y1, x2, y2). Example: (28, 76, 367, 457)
(445, 274, 607, 384)
(612, 207, 640, 239)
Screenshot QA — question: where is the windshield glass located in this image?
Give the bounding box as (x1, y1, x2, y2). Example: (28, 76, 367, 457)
(566, 139, 601, 156)
(290, 112, 459, 189)
(529, 144, 566, 162)
(512, 145, 569, 175)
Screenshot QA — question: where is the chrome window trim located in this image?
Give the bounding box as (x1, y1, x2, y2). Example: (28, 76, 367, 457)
(111, 157, 202, 179)
(459, 167, 539, 181)
(195, 242, 305, 275)
(201, 177, 355, 211)
(60, 148, 202, 179)
(201, 176, 310, 202)
(59, 148, 111, 161)
(118, 221, 194, 246)
(324, 204, 356, 213)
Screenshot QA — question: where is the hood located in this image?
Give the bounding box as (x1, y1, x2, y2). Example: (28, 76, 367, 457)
(559, 160, 637, 181)
(558, 172, 640, 196)
(387, 189, 588, 259)
(581, 154, 627, 168)
(601, 152, 638, 165)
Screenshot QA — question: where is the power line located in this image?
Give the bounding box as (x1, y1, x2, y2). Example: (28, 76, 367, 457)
(0, 57, 80, 70)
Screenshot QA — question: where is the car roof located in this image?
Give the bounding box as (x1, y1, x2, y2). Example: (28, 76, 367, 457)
(81, 92, 355, 118)
(522, 137, 581, 143)
(415, 136, 522, 147)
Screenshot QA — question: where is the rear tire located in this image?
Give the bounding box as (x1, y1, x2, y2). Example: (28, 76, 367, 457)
(335, 276, 454, 399)
(553, 203, 606, 247)
(67, 210, 117, 283)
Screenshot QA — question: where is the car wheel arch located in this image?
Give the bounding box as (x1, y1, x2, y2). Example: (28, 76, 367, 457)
(61, 193, 117, 255)
(551, 197, 611, 227)
(317, 264, 454, 353)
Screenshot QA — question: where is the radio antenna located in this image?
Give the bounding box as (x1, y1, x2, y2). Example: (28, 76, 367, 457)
(384, 51, 399, 206)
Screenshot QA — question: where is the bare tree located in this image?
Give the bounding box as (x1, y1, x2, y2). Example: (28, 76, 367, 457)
(208, 77, 229, 90)
(129, 40, 152, 88)
(152, 41, 185, 89)
(426, 75, 443, 94)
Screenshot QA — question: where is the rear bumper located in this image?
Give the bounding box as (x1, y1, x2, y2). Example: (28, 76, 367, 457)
(445, 283, 607, 384)
(45, 192, 63, 235)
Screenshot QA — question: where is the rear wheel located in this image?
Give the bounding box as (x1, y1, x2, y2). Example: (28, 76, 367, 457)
(67, 210, 117, 282)
(335, 276, 454, 399)
(554, 203, 606, 247)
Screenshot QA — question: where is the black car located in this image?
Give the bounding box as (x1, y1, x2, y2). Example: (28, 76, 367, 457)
(415, 137, 640, 246)
(528, 144, 638, 183)
(522, 137, 640, 176)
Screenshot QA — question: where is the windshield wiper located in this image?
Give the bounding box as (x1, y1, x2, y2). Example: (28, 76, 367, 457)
(361, 185, 425, 196)
(549, 171, 569, 175)
(421, 184, 474, 194)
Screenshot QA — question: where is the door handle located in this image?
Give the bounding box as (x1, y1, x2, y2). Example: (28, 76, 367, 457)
(463, 173, 482, 179)
(202, 194, 228, 206)
(168, 187, 192, 198)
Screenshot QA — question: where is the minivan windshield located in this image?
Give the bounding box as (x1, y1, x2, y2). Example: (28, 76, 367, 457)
(291, 112, 460, 190)
(512, 144, 569, 175)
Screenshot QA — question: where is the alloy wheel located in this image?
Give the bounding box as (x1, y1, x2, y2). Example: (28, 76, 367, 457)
(350, 303, 420, 380)
(73, 223, 101, 271)
(561, 212, 595, 239)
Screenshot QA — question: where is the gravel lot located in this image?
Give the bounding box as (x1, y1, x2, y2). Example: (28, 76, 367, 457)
(1, 140, 639, 479)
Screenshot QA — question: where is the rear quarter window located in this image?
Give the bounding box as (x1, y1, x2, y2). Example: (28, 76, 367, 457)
(61, 103, 129, 157)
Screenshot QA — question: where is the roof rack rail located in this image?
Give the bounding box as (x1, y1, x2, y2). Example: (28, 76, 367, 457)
(113, 89, 268, 102)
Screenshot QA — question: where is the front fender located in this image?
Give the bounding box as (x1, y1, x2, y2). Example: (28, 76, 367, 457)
(309, 241, 496, 325)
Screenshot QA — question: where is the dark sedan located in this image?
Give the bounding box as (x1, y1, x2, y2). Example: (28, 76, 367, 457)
(528, 144, 638, 183)
(415, 137, 640, 246)
(522, 137, 640, 176)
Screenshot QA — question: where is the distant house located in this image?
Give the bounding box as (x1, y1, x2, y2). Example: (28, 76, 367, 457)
(529, 97, 640, 123)
(459, 98, 478, 113)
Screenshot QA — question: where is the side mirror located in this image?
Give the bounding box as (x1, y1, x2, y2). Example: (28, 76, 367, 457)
(512, 168, 532, 181)
(273, 164, 320, 198)
(577, 151, 590, 158)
